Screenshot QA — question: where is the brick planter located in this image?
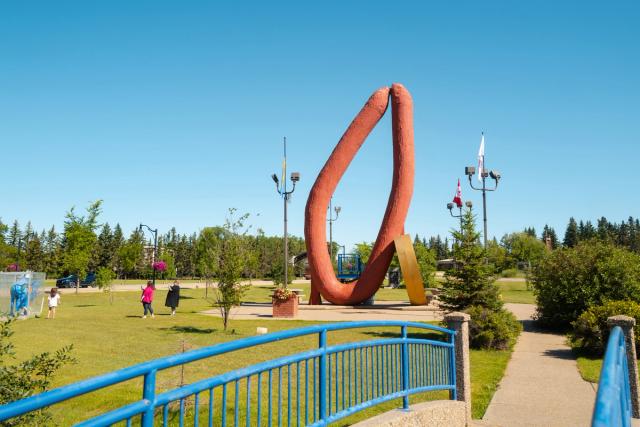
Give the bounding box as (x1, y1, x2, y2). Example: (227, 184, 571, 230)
(272, 295, 299, 318)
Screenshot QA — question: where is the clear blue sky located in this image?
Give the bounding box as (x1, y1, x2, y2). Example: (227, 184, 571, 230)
(1, 1, 638, 250)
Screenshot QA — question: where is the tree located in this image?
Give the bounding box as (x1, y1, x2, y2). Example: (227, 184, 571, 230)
(354, 242, 373, 265)
(563, 217, 579, 248)
(541, 224, 558, 250)
(117, 230, 144, 279)
(486, 238, 508, 273)
(95, 266, 116, 304)
(500, 232, 547, 269)
(440, 208, 501, 312)
(24, 233, 45, 272)
(196, 227, 223, 296)
(413, 241, 436, 287)
(213, 209, 250, 331)
(61, 201, 102, 293)
(8, 220, 21, 247)
(43, 226, 61, 277)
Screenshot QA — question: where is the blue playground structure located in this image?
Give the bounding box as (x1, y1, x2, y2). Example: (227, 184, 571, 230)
(337, 253, 364, 282)
(0, 272, 45, 318)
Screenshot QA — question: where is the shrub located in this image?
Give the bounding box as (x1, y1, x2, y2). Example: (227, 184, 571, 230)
(569, 300, 640, 355)
(501, 268, 519, 278)
(0, 319, 76, 426)
(531, 240, 640, 328)
(465, 306, 522, 350)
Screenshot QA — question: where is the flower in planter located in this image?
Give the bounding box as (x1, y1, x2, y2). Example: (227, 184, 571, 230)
(152, 261, 167, 272)
(273, 287, 295, 301)
(7, 263, 18, 272)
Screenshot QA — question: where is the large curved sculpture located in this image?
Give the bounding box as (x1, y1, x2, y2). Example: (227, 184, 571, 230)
(304, 83, 414, 305)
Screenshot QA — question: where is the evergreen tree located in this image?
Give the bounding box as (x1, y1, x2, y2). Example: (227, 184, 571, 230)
(44, 226, 61, 277)
(440, 208, 501, 312)
(597, 217, 613, 242)
(563, 217, 579, 248)
(24, 233, 45, 272)
(8, 220, 21, 247)
(96, 223, 114, 270)
(524, 227, 536, 237)
(541, 224, 558, 250)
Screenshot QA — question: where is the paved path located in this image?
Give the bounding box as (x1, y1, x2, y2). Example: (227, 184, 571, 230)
(480, 303, 596, 427)
(202, 300, 444, 322)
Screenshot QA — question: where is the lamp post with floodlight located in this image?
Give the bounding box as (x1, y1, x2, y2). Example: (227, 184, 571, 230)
(464, 166, 501, 248)
(271, 137, 300, 289)
(328, 199, 341, 264)
(447, 200, 473, 233)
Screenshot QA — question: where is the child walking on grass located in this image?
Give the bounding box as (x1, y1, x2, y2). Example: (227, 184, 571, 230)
(47, 288, 60, 319)
(141, 281, 155, 318)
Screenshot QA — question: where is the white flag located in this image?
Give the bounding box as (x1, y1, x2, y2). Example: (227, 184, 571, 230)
(477, 133, 485, 182)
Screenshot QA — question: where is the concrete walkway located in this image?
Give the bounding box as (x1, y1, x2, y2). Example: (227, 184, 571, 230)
(202, 300, 444, 322)
(480, 303, 596, 427)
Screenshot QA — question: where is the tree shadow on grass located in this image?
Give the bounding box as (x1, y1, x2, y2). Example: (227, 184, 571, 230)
(73, 304, 97, 308)
(161, 325, 217, 334)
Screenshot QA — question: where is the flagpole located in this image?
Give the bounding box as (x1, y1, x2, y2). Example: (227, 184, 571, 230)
(465, 132, 501, 251)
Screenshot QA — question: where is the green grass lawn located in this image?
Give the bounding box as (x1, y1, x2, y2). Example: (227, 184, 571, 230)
(496, 279, 535, 304)
(575, 356, 602, 383)
(242, 278, 534, 305)
(7, 288, 513, 425)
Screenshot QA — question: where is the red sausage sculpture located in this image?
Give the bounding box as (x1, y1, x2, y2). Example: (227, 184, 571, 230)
(304, 83, 414, 305)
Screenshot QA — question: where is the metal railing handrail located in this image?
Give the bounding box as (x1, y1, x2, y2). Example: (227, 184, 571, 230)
(592, 326, 632, 427)
(0, 320, 455, 425)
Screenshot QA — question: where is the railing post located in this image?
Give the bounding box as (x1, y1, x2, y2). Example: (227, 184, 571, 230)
(607, 315, 640, 418)
(401, 325, 409, 410)
(445, 312, 471, 426)
(319, 329, 328, 422)
(141, 369, 157, 427)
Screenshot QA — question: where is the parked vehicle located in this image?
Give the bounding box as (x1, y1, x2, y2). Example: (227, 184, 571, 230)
(56, 272, 97, 288)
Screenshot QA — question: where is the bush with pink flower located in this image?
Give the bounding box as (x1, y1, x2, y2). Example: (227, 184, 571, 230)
(152, 261, 167, 272)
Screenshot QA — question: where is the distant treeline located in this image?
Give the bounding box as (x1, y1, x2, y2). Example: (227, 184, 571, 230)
(0, 204, 305, 280)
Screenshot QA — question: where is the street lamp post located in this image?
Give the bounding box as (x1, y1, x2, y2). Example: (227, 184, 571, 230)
(16, 238, 22, 272)
(464, 166, 501, 248)
(447, 200, 473, 232)
(328, 199, 341, 264)
(139, 224, 158, 287)
(272, 137, 300, 289)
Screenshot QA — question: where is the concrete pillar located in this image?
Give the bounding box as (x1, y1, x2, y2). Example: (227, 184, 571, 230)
(607, 315, 640, 418)
(445, 312, 471, 426)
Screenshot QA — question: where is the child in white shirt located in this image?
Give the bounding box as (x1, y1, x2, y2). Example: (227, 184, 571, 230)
(47, 288, 60, 319)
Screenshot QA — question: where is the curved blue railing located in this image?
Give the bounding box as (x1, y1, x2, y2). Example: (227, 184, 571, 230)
(0, 321, 456, 426)
(592, 326, 632, 427)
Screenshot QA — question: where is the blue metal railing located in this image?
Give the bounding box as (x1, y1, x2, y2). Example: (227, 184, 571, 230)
(0, 321, 456, 426)
(592, 326, 632, 427)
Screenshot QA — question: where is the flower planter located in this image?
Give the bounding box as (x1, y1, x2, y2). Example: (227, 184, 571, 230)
(272, 295, 299, 318)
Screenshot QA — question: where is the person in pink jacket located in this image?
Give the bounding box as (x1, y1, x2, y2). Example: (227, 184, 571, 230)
(141, 281, 155, 318)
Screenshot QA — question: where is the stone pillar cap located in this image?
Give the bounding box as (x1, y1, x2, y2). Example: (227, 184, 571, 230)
(444, 312, 471, 322)
(607, 315, 636, 327)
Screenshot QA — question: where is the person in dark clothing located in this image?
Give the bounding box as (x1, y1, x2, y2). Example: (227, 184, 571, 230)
(165, 280, 180, 316)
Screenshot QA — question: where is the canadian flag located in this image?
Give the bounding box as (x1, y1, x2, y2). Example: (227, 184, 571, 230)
(477, 133, 485, 182)
(452, 179, 463, 208)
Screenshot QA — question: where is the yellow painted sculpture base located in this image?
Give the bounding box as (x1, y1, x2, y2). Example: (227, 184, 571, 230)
(393, 234, 428, 305)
